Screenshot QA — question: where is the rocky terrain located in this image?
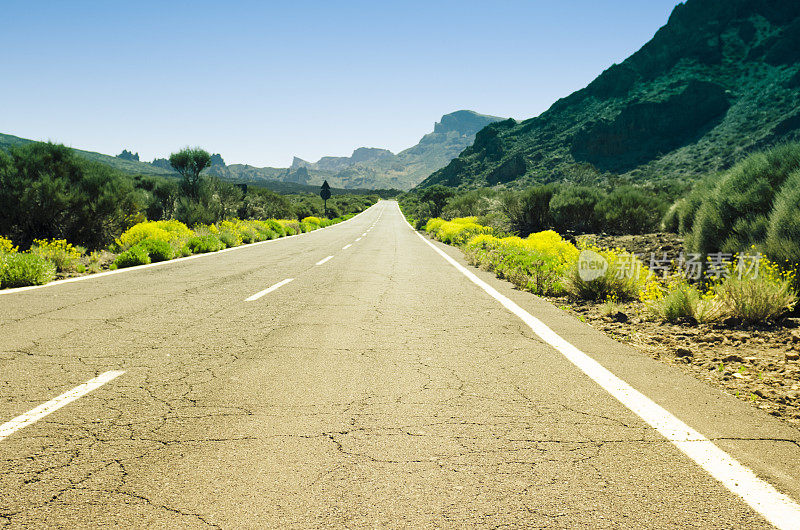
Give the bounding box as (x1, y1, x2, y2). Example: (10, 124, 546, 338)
(558, 298, 800, 429)
(419, 0, 800, 190)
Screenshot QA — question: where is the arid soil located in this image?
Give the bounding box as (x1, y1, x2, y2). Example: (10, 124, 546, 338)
(556, 298, 800, 428)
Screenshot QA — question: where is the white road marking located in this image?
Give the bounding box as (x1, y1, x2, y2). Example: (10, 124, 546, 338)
(405, 210, 800, 530)
(316, 256, 333, 266)
(342, 244, 352, 250)
(355, 237, 362, 242)
(362, 233, 367, 236)
(245, 278, 294, 302)
(0, 371, 125, 442)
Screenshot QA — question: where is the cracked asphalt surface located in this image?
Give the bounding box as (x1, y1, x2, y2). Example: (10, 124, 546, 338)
(1, 201, 799, 528)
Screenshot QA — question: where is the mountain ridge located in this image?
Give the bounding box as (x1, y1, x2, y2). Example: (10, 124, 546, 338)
(220, 109, 504, 190)
(418, 0, 800, 190)
(2, 110, 502, 191)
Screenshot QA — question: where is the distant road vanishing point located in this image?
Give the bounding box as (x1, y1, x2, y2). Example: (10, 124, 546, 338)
(1, 201, 799, 528)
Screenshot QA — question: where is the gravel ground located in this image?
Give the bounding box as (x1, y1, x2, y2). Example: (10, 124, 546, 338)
(554, 297, 800, 429)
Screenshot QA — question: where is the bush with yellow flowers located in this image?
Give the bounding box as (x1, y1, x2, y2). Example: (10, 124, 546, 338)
(116, 220, 192, 252)
(463, 231, 578, 295)
(0, 236, 18, 254)
(562, 241, 653, 301)
(642, 251, 796, 324)
(30, 238, 84, 272)
(425, 217, 493, 246)
(713, 253, 797, 324)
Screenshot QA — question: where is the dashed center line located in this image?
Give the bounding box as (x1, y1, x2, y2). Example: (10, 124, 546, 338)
(355, 237, 362, 242)
(245, 278, 294, 302)
(316, 256, 334, 266)
(0, 371, 125, 442)
(342, 244, 352, 250)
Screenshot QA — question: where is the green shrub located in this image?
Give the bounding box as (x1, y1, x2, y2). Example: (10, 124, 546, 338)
(418, 185, 455, 218)
(264, 219, 286, 237)
(113, 245, 152, 268)
(550, 186, 603, 233)
(661, 199, 683, 233)
(299, 221, 316, 233)
(643, 279, 727, 323)
(688, 143, 800, 255)
(278, 219, 301, 235)
(188, 234, 224, 254)
(0, 252, 56, 288)
(217, 230, 239, 248)
(765, 169, 800, 266)
(0, 142, 140, 250)
(595, 186, 667, 235)
(714, 267, 797, 324)
(500, 185, 558, 236)
(136, 237, 174, 262)
(442, 189, 494, 219)
(562, 244, 652, 301)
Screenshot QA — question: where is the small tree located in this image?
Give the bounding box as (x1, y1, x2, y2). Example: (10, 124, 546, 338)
(419, 185, 455, 218)
(320, 180, 332, 218)
(169, 147, 211, 199)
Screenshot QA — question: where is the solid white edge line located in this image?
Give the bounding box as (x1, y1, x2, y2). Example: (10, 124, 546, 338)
(316, 256, 334, 266)
(244, 278, 294, 302)
(342, 244, 352, 250)
(0, 370, 125, 442)
(400, 204, 800, 530)
(0, 202, 381, 296)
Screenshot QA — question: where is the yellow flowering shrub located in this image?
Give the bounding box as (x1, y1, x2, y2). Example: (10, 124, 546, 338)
(463, 230, 579, 295)
(117, 220, 192, 251)
(524, 230, 579, 265)
(563, 242, 653, 301)
(277, 219, 302, 236)
(641, 252, 796, 324)
(0, 236, 18, 254)
(426, 217, 493, 246)
(712, 253, 797, 324)
(30, 238, 83, 272)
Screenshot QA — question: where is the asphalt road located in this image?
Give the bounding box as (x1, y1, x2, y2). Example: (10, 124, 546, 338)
(1, 201, 799, 528)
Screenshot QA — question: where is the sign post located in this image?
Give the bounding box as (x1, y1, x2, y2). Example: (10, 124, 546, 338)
(320, 180, 331, 218)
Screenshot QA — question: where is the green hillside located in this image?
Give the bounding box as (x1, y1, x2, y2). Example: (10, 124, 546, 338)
(0, 132, 176, 178)
(418, 0, 800, 190)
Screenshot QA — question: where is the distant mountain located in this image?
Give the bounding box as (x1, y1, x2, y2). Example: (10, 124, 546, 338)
(418, 0, 800, 190)
(208, 110, 504, 190)
(2, 109, 503, 191)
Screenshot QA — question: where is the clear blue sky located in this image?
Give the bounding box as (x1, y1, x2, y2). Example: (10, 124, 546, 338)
(1, 1, 682, 167)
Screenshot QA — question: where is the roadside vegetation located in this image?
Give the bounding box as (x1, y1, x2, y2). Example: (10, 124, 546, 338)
(402, 143, 800, 425)
(400, 181, 671, 237)
(400, 143, 800, 325)
(663, 142, 800, 283)
(0, 142, 377, 289)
